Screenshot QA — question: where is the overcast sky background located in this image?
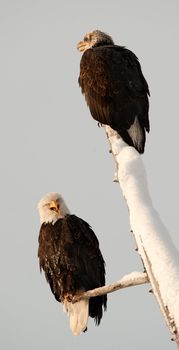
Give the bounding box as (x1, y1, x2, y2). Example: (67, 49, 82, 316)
(1, 0, 179, 349)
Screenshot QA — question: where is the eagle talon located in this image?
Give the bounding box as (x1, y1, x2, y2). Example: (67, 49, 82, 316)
(72, 292, 83, 304)
(71, 296, 78, 304)
(65, 293, 74, 302)
(97, 122, 103, 128)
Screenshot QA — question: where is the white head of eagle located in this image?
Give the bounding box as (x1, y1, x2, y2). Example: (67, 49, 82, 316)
(38, 192, 70, 224)
(77, 29, 150, 154)
(37, 192, 107, 336)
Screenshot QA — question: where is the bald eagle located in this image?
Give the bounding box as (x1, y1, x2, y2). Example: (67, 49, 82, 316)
(37, 192, 107, 335)
(77, 30, 150, 154)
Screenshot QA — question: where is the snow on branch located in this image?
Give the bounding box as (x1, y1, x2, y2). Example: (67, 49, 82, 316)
(105, 126, 179, 345)
(73, 271, 148, 302)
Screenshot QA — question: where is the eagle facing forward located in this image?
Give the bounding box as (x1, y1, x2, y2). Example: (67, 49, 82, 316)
(77, 30, 150, 153)
(37, 192, 107, 335)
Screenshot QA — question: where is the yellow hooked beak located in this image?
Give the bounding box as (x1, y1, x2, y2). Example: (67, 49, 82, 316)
(49, 200, 60, 213)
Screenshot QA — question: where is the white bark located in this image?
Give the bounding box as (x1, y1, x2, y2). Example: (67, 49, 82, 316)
(105, 126, 179, 346)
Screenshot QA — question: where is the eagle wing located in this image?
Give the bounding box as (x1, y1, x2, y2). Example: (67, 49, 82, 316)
(66, 215, 106, 291)
(66, 215, 107, 324)
(38, 222, 63, 302)
(78, 45, 150, 133)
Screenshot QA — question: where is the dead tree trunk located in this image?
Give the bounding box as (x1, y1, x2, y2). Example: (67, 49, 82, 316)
(105, 126, 179, 347)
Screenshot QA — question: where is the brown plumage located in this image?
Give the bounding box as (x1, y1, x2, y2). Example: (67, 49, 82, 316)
(37, 192, 107, 335)
(77, 30, 150, 153)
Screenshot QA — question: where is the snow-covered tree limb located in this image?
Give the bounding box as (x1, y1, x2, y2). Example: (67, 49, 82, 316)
(73, 271, 148, 302)
(105, 126, 179, 346)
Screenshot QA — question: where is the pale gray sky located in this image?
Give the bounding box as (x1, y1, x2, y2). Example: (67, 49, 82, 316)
(1, 0, 179, 349)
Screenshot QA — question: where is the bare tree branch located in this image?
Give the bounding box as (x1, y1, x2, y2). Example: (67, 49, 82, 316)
(73, 271, 149, 302)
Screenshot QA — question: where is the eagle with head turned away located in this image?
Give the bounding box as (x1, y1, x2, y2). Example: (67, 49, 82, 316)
(77, 30, 150, 154)
(37, 192, 107, 335)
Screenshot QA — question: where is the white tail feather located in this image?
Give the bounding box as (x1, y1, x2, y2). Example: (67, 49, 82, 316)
(63, 299, 89, 336)
(127, 116, 143, 151)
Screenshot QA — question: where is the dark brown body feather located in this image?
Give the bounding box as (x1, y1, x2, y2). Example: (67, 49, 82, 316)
(79, 45, 150, 153)
(38, 214, 107, 325)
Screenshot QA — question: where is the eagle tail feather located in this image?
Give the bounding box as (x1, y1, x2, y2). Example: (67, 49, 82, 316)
(63, 298, 89, 336)
(126, 115, 145, 154)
